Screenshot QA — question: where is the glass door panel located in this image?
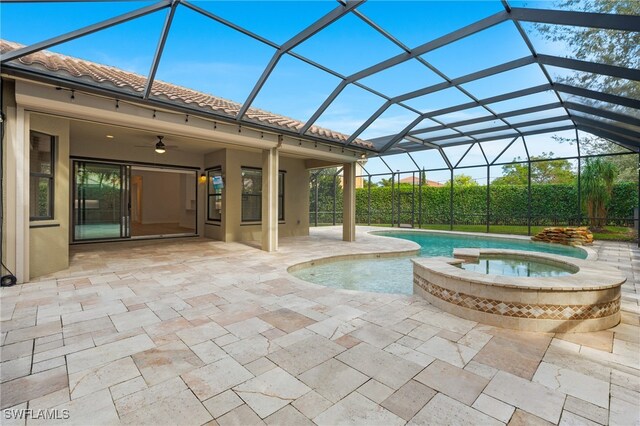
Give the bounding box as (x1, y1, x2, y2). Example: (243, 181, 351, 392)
(73, 161, 130, 241)
(129, 167, 197, 237)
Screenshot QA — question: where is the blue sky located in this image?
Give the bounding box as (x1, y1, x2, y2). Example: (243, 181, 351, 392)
(1, 0, 612, 181)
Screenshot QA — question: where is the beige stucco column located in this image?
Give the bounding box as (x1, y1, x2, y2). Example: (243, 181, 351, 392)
(3, 105, 30, 283)
(261, 147, 279, 252)
(343, 161, 356, 242)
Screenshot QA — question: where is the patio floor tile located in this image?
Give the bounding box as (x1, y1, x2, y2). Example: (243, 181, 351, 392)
(31, 389, 119, 426)
(182, 357, 253, 401)
(415, 336, 478, 368)
(357, 379, 394, 404)
(484, 371, 566, 424)
(120, 388, 212, 425)
(69, 356, 140, 399)
(109, 376, 148, 401)
(0, 365, 68, 409)
(532, 362, 609, 409)
(110, 308, 161, 333)
(233, 367, 310, 418)
(314, 391, 405, 426)
(298, 358, 369, 403)
(472, 336, 545, 379)
(115, 376, 187, 417)
(132, 340, 203, 386)
(336, 342, 423, 390)
(267, 335, 344, 376)
(224, 335, 278, 365)
(414, 359, 489, 405)
(258, 308, 317, 333)
(66, 334, 155, 374)
(408, 393, 502, 426)
(349, 323, 402, 348)
(1, 356, 32, 383)
(1, 229, 637, 425)
(175, 321, 228, 346)
(203, 390, 244, 418)
(508, 408, 555, 425)
(472, 393, 515, 423)
(381, 379, 437, 421)
(217, 404, 265, 426)
(292, 390, 332, 419)
(264, 405, 313, 426)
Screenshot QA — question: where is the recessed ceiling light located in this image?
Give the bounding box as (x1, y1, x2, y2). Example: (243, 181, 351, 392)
(106, 135, 114, 139)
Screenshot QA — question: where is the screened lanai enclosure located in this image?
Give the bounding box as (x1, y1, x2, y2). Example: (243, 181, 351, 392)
(2, 0, 639, 238)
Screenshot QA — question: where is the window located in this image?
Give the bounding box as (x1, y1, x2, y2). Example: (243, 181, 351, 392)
(207, 168, 223, 221)
(278, 172, 285, 222)
(29, 131, 55, 220)
(241, 168, 285, 222)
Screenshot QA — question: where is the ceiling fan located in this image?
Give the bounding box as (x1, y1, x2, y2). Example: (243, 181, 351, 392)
(134, 136, 179, 154)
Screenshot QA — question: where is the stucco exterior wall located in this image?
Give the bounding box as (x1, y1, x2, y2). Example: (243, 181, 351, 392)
(29, 114, 70, 279)
(5, 79, 352, 281)
(224, 148, 309, 243)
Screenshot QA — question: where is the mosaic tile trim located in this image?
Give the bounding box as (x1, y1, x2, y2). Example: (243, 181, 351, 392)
(414, 275, 620, 320)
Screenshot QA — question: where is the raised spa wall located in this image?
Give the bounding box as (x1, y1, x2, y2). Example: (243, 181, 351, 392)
(412, 249, 625, 333)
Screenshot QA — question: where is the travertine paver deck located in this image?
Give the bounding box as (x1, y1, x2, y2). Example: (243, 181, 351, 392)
(1, 226, 638, 425)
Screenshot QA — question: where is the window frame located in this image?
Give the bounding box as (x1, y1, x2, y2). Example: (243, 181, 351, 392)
(278, 171, 285, 222)
(206, 166, 223, 222)
(240, 167, 285, 223)
(29, 131, 56, 221)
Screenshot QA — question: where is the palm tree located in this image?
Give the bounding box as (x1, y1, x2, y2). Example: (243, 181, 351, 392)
(581, 158, 618, 229)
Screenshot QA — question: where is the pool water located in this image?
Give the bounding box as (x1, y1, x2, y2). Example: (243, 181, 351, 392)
(459, 257, 577, 277)
(377, 231, 587, 259)
(291, 231, 586, 295)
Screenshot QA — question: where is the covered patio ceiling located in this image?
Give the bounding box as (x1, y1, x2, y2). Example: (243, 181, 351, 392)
(1, 0, 639, 161)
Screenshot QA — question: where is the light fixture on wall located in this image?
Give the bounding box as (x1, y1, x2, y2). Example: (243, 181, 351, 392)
(155, 136, 166, 154)
(106, 134, 114, 139)
(199, 173, 207, 184)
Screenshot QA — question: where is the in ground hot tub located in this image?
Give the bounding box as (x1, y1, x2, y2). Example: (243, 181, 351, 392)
(457, 253, 579, 278)
(412, 249, 625, 332)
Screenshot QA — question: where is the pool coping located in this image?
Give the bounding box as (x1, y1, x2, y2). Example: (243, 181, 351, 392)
(286, 247, 420, 274)
(411, 249, 625, 291)
(287, 228, 597, 278)
(367, 228, 597, 261)
(411, 248, 625, 332)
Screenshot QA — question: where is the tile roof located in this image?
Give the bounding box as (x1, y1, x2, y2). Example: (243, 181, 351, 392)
(0, 40, 373, 149)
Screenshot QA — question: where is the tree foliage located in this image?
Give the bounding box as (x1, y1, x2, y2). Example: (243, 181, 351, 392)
(537, 0, 640, 100)
(581, 158, 618, 228)
(342, 182, 637, 227)
(445, 174, 478, 187)
(536, 0, 639, 181)
(578, 135, 638, 183)
(492, 153, 576, 185)
(310, 168, 343, 222)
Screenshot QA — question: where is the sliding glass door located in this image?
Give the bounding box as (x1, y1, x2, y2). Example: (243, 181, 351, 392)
(73, 161, 130, 241)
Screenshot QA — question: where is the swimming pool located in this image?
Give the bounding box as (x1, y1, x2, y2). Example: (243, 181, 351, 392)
(290, 231, 587, 295)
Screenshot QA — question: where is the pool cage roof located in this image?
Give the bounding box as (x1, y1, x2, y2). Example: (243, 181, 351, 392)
(1, 0, 639, 167)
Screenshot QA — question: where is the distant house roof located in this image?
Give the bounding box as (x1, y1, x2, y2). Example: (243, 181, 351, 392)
(399, 176, 443, 187)
(0, 39, 373, 149)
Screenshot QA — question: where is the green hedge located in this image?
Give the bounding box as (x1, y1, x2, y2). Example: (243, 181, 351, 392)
(313, 182, 638, 226)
